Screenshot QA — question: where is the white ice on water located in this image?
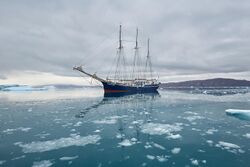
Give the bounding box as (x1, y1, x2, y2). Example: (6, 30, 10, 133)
(171, 147, 181, 154)
(118, 138, 137, 147)
(2, 127, 31, 134)
(140, 123, 182, 137)
(60, 156, 79, 161)
(93, 115, 127, 125)
(225, 109, 250, 119)
(15, 135, 101, 153)
(32, 160, 53, 167)
(243, 133, 250, 139)
(215, 141, 244, 154)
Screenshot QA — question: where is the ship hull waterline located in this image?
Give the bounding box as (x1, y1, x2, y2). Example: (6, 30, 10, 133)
(102, 81, 159, 95)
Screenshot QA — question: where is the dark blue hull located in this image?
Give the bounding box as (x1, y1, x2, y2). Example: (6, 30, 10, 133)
(102, 81, 159, 94)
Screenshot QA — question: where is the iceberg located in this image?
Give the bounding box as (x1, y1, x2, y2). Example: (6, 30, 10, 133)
(1, 85, 48, 91)
(225, 109, 250, 121)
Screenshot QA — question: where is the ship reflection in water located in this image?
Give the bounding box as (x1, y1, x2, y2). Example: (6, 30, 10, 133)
(76, 91, 160, 119)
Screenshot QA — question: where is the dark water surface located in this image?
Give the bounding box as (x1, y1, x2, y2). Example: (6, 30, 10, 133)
(0, 88, 250, 167)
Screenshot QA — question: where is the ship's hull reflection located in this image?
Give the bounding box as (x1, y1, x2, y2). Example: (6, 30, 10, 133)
(75, 91, 160, 118)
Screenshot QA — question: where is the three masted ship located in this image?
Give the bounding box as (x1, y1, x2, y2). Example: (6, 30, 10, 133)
(74, 25, 160, 94)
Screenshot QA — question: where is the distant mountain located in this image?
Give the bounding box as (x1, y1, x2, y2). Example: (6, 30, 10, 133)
(161, 78, 250, 89)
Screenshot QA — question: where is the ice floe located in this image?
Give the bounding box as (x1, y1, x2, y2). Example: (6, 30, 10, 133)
(206, 140, 213, 146)
(32, 160, 53, 167)
(225, 109, 250, 120)
(2, 127, 31, 134)
(152, 143, 166, 150)
(15, 135, 101, 153)
(156, 155, 168, 162)
(74, 121, 82, 127)
(118, 138, 136, 147)
(146, 155, 155, 160)
(215, 141, 244, 154)
(140, 123, 182, 137)
(190, 159, 199, 166)
(60, 156, 78, 161)
(243, 133, 250, 139)
(11, 155, 26, 160)
(166, 134, 182, 140)
(183, 115, 205, 122)
(171, 147, 181, 154)
(205, 128, 218, 135)
(0, 160, 6, 165)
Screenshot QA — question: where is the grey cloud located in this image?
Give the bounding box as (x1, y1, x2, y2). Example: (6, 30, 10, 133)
(0, 0, 250, 78)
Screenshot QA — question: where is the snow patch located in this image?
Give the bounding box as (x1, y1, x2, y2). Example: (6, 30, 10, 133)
(15, 135, 101, 153)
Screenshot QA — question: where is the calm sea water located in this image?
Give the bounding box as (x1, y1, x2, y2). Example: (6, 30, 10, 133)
(0, 88, 250, 167)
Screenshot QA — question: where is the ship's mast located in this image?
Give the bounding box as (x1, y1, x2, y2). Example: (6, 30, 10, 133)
(119, 24, 122, 50)
(145, 38, 153, 79)
(114, 25, 126, 81)
(132, 28, 141, 80)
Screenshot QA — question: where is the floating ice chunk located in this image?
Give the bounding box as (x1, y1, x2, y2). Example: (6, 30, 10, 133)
(202, 160, 207, 164)
(215, 141, 243, 154)
(206, 128, 218, 135)
(156, 155, 168, 162)
(116, 133, 124, 139)
(11, 155, 26, 160)
(60, 156, 78, 161)
(152, 143, 165, 150)
(0, 160, 6, 165)
(243, 133, 250, 139)
(15, 135, 101, 153)
(144, 142, 152, 149)
(225, 109, 250, 120)
(146, 155, 155, 160)
(184, 111, 198, 115)
(141, 123, 182, 136)
(184, 116, 205, 122)
(206, 140, 213, 146)
(118, 139, 135, 147)
(167, 134, 182, 139)
(142, 162, 147, 166)
(171, 147, 181, 154)
(94, 129, 101, 133)
(35, 133, 50, 139)
(92, 116, 126, 125)
(190, 159, 199, 166)
(74, 121, 82, 127)
(3, 127, 31, 134)
(32, 160, 53, 167)
(217, 141, 240, 149)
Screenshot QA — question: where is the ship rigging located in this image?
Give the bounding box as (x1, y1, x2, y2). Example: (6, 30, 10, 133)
(73, 25, 160, 94)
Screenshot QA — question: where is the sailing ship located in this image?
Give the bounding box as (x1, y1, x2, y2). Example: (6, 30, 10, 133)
(73, 25, 160, 94)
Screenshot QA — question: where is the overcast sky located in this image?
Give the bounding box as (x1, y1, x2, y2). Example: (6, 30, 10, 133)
(1, 0, 250, 85)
